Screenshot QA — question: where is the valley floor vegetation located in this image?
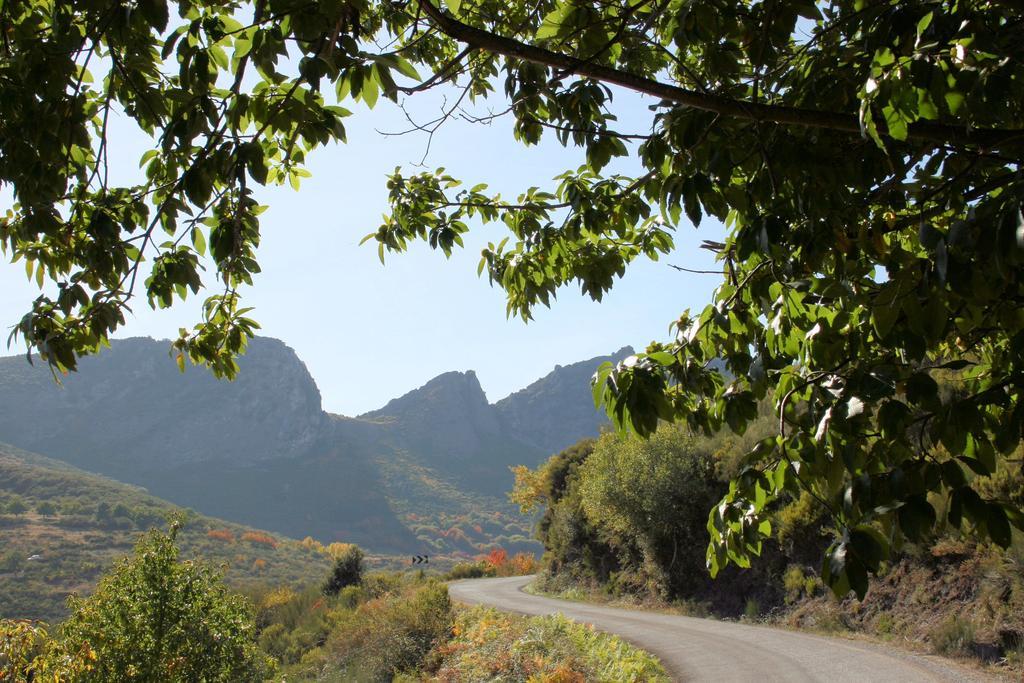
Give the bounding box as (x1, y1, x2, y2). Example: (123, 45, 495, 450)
(1, 521, 665, 681)
(512, 421, 1024, 674)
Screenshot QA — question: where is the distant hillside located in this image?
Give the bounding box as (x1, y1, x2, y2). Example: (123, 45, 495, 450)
(0, 338, 636, 555)
(0, 442, 334, 622)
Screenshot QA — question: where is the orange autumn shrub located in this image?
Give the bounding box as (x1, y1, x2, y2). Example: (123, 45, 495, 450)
(300, 536, 325, 553)
(206, 529, 235, 543)
(241, 531, 278, 549)
(484, 548, 507, 570)
(325, 542, 356, 559)
(510, 552, 539, 576)
(475, 548, 539, 577)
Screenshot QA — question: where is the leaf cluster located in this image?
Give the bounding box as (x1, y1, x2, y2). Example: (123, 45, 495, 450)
(370, 0, 1024, 598)
(5, 0, 1024, 597)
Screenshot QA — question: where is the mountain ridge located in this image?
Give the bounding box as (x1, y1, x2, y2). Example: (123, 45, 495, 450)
(0, 337, 634, 553)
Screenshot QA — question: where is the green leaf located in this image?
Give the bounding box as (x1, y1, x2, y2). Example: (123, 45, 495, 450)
(917, 89, 939, 120)
(1005, 505, 1024, 532)
(882, 105, 908, 141)
(988, 504, 1012, 548)
(192, 228, 206, 257)
(393, 57, 421, 81)
(850, 526, 888, 573)
(897, 495, 936, 543)
(647, 351, 675, 366)
(362, 72, 379, 109)
(948, 489, 963, 529)
(945, 91, 965, 115)
(536, 4, 572, 40)
(591, 361, 613, 409)
(916, 12, 933, 36)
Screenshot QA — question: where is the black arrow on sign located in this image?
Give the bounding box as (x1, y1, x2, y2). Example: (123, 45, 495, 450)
(411, 555, 429, 565)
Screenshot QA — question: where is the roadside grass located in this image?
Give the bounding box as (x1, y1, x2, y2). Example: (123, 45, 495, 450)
(425, 606, 670, 682)
(526, 574, 714, 619)
(257, 573, 670, 681)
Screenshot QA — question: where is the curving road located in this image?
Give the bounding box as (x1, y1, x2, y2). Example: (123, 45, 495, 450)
(448, 576, 996, 682)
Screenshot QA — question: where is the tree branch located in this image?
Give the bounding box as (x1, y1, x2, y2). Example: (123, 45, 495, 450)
(415, 0, 1024, 149)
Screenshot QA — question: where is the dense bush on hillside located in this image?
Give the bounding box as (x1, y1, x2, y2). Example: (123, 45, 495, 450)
(514, 419, 815, 614)
(252, 571, 668, 681)
(321, 544, 365, 596)
(517, 425, 1024, 668)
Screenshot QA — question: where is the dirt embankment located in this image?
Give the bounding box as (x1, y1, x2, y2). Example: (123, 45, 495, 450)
(782, 540, 1024, 670)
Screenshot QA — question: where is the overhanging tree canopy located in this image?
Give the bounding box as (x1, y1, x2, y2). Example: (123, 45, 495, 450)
(2, 0, 1022, 597)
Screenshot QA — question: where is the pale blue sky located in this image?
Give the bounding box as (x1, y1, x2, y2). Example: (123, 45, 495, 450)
(0, 85, 724, 415)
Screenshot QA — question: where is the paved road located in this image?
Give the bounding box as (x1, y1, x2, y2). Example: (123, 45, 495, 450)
(448, 576, 995, 682)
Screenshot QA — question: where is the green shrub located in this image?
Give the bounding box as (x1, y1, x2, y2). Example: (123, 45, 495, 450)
(774, 491, 828, 558)
(337, 584, 366, 609)
(576, 425, 727, 597)
(445, 561, 495, 580)
(257, 623, 292, 663)
(434, 606, 670, 681)
(361, 571, 405, 599)
(782, 565, 819, 604)
(321, 545, 364, 596)
(54, 519, 274, 681)
(320, 580, 453, 680)
(930, 615, 976, 656)
(35, 501, 56, 516)
(0, 550, 23, 573)
(783, 566, 806, 604)
(876, 613, 896, 637)
(0, 619, 49, 679)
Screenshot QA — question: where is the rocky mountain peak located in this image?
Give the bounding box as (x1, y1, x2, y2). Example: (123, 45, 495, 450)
(0, 337, 643, 551)
(361, 370, 501, 466)
(362, 369, 489, 420)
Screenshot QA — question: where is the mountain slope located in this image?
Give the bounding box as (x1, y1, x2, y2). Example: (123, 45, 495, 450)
(0, 336, 325, 472)
(0, 442, 333, 621)
(0, 338, 414, 551)
(360, 370, 545, 495)
(0, 338, 634, 554)
(495, 347, 634, 456)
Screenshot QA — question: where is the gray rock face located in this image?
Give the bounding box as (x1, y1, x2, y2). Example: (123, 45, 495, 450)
(0, 337, 326, 471)
(362, 370, 502, 464)
(495, 346, 634, 457)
